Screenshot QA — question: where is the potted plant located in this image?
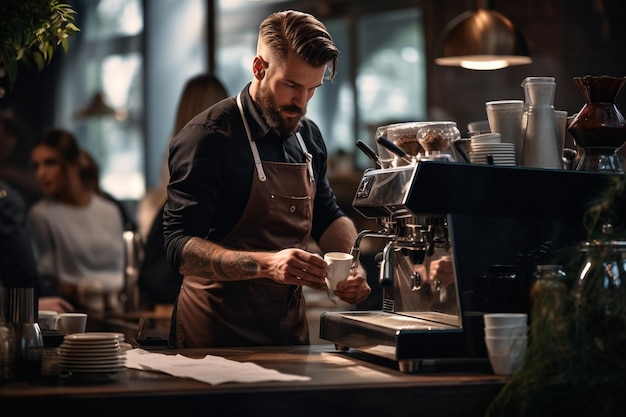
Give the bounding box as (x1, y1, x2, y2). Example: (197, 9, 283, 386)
(485, 176, 626, 417)
(0, 0, 80, 97)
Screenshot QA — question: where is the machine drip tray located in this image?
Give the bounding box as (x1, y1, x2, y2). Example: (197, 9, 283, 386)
(320, 311, 471, 373)
(333, 311, 461, 329)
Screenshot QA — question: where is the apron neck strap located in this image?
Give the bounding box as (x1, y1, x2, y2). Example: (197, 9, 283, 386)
(237, 92, 266, 182)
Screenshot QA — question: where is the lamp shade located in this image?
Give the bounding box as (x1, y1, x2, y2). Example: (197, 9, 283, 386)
(74, 92, 122, 119)
(435, 8, 531, 70)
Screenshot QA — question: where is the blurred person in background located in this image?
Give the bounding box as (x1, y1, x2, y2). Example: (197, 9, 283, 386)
(136, 73, 228, 309)
(136, 73, 229, 240)
(79, 149, 136, 231)
(1, 178, 74, 313)
(164, 10, 370, 348)
(0, 111, 42, 208)
(27, 128, 125, 313)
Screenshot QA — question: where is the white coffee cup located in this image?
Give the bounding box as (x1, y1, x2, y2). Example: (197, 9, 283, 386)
(485, 100, 524, 164)
(55, 312, 88, 334)
(37, 310, 58, 330)
(484, 313, 528, 328)
(488, 350, 526, 375)
(484, 336, 528, 356)
(484, 325, 528, 338)
(324, 252, 354, 291)
(485, 336, 528, 375)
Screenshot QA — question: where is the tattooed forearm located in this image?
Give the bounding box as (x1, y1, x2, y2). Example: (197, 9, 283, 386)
(214, 251, 258, 279)
(180, 237, 260, 281)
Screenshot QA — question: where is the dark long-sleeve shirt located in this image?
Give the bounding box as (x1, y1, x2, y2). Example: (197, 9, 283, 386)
(163, 83, 345, 272)
(0, 179, 56, 297)
(0, 179, 38, 288)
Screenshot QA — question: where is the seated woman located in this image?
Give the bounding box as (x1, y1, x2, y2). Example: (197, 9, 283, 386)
(26, 128, 125, 313)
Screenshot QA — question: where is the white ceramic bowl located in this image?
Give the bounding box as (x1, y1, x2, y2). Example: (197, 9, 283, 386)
(484, 336, 528, 356)
(484, 325, 527, 338)
(483, 313, 527, 328)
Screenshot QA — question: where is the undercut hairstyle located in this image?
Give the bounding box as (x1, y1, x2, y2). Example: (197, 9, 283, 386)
(259, 10, 339, 80)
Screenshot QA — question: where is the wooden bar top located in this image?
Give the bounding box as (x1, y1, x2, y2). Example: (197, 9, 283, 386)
(0, 344, 507, 417)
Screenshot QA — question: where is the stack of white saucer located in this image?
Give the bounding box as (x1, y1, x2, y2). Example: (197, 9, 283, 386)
(59, 332, 127, 379)
(469, 133, 516, 166)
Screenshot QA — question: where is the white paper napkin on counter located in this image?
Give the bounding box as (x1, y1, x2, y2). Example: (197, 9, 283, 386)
(125, 348, 311, 384)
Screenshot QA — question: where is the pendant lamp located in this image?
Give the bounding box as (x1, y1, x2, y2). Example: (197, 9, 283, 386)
(434, 0, 531, 70)
(74, 92, 127, 120)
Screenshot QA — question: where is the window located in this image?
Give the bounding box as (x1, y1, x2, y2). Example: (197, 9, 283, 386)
(356, 8, 427, 145)
(56, 0, 207, 201)
(56, 0, 145, 200)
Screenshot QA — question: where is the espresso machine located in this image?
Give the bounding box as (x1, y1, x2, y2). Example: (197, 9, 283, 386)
(320, 159, 617, 373)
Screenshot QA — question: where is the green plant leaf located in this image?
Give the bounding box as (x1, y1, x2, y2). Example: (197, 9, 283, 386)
(0, 0, 80, 89)
(32, 51, 45, 71)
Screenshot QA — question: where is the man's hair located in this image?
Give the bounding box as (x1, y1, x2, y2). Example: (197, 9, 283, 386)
(259, 10, 338, 80)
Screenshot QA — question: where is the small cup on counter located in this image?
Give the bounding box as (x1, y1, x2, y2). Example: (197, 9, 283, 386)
(37, 310, 58, 331)
(55, 312, 88, 334)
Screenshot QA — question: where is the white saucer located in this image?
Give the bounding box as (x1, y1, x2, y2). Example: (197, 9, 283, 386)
(59, 360, 126, 369)
(60, 366, 126, 374)
(471, 151, 515, 157)
(64, 332, 124, 342)
(471, 154, 515, 158)
(471, 154, 517, 166)
(471, 142, 514, 148)
(60, 346, 121, 354)
(60, 355, 125, 364)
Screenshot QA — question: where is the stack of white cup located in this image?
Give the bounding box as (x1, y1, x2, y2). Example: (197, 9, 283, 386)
(483, 313, 528, 375)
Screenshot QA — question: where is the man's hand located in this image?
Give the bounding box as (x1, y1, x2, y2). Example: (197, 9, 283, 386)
(269, 248, 327, 290)
(39, 296, 75, 313)
(334, 264, 371, 305)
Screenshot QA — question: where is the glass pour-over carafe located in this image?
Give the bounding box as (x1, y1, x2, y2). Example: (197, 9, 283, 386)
(567, 75, 626, 173)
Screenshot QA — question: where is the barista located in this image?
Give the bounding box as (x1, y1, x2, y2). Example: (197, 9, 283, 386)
(163, 10, 371, 348)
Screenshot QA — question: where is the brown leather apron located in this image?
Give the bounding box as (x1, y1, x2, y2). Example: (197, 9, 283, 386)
(175, 93, 316, 348)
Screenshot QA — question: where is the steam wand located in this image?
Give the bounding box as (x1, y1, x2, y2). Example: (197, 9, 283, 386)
(349, 229, 393, 271)
(379, 241, 395, 287)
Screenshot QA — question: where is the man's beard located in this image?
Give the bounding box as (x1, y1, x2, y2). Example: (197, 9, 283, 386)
(255, 83, 306, 137)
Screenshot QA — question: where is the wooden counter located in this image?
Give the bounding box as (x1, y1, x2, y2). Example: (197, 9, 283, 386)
(0, 344, 507, 417)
